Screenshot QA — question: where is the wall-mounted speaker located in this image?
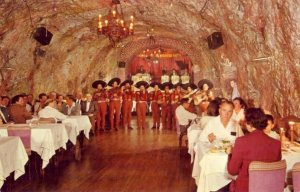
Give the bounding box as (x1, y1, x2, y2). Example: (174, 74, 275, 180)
(118, 61, 126, 68)
(33, 27, 53, 45)
(207, 32, 224, 49)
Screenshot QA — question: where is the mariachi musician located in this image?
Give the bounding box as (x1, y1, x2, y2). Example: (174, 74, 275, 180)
(170, 83, 183, 130)
(92, 80, 108, 132)
(108, 78, 122, 131)
(120, 79, 134, 130)
(170, 69, 180, 85)
(149, 82, 162, 129)
(158, 82, 172, 130)
(193, 79, 214, 115)
(135, 81, 149, 129)
(182, 83, 198, 113)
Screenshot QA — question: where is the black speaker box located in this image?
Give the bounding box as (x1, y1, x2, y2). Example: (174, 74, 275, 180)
(207, 32, 224, 49)
(118, 61, 126, 68)
(33, 27, 53, 45)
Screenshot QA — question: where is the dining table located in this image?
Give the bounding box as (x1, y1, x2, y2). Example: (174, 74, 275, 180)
(62, 115, 92, 145)
(0, 137, 28, 189)
(0, 123, 68, 169)
(195, 142, 300, 192)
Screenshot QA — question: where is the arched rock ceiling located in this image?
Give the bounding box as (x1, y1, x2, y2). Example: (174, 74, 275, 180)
(0, 0, 300, 117)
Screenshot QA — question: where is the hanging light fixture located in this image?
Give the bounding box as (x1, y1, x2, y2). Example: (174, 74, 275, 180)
(98, 0, 134, 46)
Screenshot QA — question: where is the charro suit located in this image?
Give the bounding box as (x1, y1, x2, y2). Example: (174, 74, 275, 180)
(8, 104, 33, 124)
(227, 130, 281, 192)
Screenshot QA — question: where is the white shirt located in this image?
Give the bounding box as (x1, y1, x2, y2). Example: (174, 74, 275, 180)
(266, 131, 280, 140)
(38, 106, 67, 121)
(161, 75, 170, 84)
(198, 116, 215, 130)
(199, 116, 240, 142)
(231, 108, 245, 123)
(181, 75, 190, 84)
(25, 103, 32, 113)
(171, 74, 180, 85)
(86, 101, 91, 112)
(231, 84, 240, 100)
(175, 105, 197, 126)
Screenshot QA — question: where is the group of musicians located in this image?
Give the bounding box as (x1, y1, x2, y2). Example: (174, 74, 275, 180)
(92, 77, 214, 131)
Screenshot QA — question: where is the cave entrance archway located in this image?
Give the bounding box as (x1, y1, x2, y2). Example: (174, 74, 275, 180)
(129, 47, 193, 82)
(119, 37, 203, 83)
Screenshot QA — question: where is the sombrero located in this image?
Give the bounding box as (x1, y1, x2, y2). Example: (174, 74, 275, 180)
(160, 82, 173, 90)
(150, 82, 161, 88)
(198, 79, 213, 90)
(173, 83, 182, 89)
(135, 81, 149, 89)
(92, 80, 107, 89)
(108, 78, 121, 87)
(120, 79, 133, 87)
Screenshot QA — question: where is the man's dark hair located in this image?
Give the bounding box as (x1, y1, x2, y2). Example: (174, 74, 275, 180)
(38, 93, 47, 100)
(180, 98, 189, 105)
(245, 108, 268, 130)
(207, 100, 220, 116)
(233, 97, 247, 109)
(11, 94, 22, 104)
(66, 94, 76, 102)
(265, 114, 274, 124)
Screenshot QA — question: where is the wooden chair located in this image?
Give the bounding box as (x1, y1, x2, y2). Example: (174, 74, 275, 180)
(7, 126, 33, 179)
(249, 160, 286, 192)
(38, 117, 56, 124)
(292, 162, 300, 192)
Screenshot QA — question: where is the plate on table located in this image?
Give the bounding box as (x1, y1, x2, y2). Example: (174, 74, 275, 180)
(209, 146, 224, 153)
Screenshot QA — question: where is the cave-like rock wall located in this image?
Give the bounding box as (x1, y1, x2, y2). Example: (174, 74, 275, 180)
(0, 0, 299, 117)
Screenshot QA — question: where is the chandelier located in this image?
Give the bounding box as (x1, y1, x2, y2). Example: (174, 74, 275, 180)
(98, 0, 134, 46)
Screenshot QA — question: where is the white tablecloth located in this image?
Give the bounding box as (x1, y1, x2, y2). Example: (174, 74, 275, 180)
(195, 146, 300, 192)
(0, 124, 69, 169)
(187, 123, 202, 163)
(62, 116, 91, 144)
(0, 137, 28, 188)
(197, 151, 232, 192)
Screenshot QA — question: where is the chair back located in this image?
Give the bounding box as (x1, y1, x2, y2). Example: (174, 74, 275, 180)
(293, 162, 300, 192)
(249, 160, 286, 192)
(38, 117, 56, 124)
(7, 125, 31, 154)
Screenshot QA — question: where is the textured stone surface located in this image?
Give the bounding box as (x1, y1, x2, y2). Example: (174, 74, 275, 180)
(0, 0, 300, 117)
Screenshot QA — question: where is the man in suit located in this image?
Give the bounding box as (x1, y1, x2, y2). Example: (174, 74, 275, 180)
(34, 93, 48, 115)
(0, 96, 10, 124)
(81, 93, 97, 133)
(61, 95, 81, 116)
(8, 94, 33, 124)
(226, 108, 281, 192)
(0, 96, 10, 108)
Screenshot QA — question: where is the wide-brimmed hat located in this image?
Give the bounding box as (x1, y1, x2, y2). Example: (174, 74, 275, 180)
(108, 78, 121, 87)
(120, 79, 133, 87)
(135, 81, 149, 89)
(92, 80, 107, 89)
(182, 83, 197, 90)
(150, 82, 161, 88)
(160, 82, 173, 90)
(173, 83, 182, 89)
(198, 79, 213, 90)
